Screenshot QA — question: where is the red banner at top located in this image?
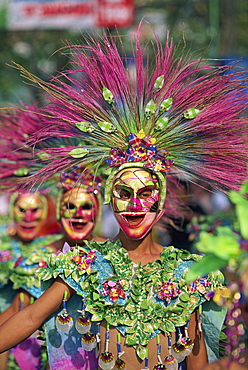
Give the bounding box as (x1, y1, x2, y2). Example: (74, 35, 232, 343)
(4, 0, 134, 30)
(95, 0, 134, 28)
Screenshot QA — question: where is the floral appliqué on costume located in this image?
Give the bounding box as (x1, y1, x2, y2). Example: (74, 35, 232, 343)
(72, 249, 97, 273)
(101, 279, 128, 303)
(157, 279, 182, 303)
(38, 239, 224, 360)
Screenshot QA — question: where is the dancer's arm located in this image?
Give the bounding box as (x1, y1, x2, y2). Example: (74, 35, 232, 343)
(186, 310, 208, 370)
(0, 277, 74, 353)
(0, 289, 32, 370)
(0, 289, 31, 325)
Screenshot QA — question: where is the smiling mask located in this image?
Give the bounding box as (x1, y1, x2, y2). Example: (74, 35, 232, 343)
(111, 167, 165, 239)
(60, 186, 99, 241)
(12, 193, 48, 241)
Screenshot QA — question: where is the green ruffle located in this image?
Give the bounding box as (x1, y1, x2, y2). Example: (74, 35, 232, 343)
(0, 232, 62, 290)
(38, 239, 224, 360)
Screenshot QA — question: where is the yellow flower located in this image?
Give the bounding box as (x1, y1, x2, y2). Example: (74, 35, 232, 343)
(137, 129, 145, 139)
(136, 147, 146, 157)
(213, 286, 232, 306)
(153, 161, 162, 171)
(150, 137, 156, 144)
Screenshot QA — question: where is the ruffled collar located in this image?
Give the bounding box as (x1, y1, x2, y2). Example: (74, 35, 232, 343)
(39, 239, 224, 360)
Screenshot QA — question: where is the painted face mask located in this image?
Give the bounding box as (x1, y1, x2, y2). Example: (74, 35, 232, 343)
(60, 187, 99, 241)
(111, 167, 165, 239)
(13, 193, 48, 241)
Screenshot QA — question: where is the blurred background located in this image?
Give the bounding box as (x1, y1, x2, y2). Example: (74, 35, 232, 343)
(0, 0, 248, 106)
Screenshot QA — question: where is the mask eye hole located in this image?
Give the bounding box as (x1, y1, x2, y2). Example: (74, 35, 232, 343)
(138, 188, 153, 200)
(18, 207, 25, 213)
(66, 203, 76, 210)
(81, 203, 92, 210)
(120, 189, 131, 200)
(113, 187, 131, 200)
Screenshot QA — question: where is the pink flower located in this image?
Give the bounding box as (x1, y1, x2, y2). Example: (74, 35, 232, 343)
(101, 279, 127, 303)
(0, 250, 13, 262)
(157, 279, 181, 303)
(72, 249, 97, 273)
(14, 256, 23, 267)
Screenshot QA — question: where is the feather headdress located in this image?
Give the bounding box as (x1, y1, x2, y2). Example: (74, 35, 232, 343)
(0, 106, 101, 189)
(4, 25, 248, 204)
(0, 105, 46, 192)
(0, 104, 83, 193)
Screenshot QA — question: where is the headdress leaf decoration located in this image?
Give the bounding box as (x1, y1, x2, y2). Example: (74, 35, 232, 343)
(4, 24, 248, 200)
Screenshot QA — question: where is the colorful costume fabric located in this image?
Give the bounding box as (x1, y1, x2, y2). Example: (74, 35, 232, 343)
(0, 224, 61, 306)
(38, 239, 226, 370)
(0, 224, 62, 370)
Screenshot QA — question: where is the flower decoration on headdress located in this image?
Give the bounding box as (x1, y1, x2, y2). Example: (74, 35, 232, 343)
(105, 131, 173, 172)
(60, 165, 102, 194)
